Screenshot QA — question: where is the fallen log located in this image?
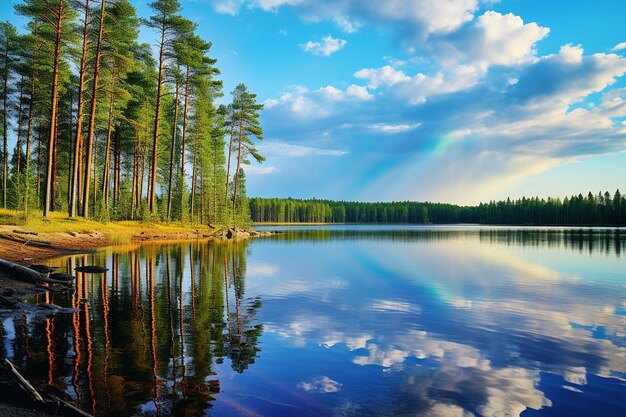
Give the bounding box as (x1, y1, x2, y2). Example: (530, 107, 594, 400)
(0, 258, 43, 283)
(47, 393, 94, 417)
(13, 229, 38, 236)
(0, 233, 53, 248)
(3, 358, 45, 403)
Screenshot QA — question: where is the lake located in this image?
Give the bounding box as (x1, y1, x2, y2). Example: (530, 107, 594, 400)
(1, 225, 625, 416)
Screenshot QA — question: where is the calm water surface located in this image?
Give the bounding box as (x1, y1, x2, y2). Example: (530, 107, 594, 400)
(1, 226, 625, 416)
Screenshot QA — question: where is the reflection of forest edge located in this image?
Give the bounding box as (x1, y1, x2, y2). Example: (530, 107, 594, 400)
(0, 240, 262, 417)
(267, 228, 625, 255)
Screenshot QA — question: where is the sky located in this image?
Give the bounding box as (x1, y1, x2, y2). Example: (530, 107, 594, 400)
(3, 0, 626, 204)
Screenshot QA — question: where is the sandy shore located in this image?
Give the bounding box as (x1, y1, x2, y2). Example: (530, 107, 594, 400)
(0, 225, 223, 263)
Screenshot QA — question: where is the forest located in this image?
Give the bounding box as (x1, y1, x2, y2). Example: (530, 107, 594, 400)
(250, 190, 626, 226)
(0, 0, 263, 225)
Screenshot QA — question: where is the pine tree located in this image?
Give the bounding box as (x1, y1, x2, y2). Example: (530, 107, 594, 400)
(16, 0, 77, 216)
(0, 22, 18, 209)
(230, 84, 264, 214)
(143, 0, 186, 215)
(68, 0, 91, 217)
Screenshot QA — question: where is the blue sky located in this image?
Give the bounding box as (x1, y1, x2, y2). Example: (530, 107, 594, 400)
(3, 0, 626, 204)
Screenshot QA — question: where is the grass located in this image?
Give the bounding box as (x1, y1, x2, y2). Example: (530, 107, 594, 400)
(0, 208, 223, 245)
(251, 222, 332, 226)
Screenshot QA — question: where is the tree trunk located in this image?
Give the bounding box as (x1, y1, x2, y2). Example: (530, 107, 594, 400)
(233, 119, 243, 211)
(167, 81, 180, 220)
(190, 133, 197, 223)
(225, 124, 234, 205)
(200, 162, 204, 223)
(1, 53, 8, 208)
(212, 152, 219, 223)
(24, 46, 38, 214)
(43, 1, 64, 217)
(92, 133, 98, 218)
(180, 67, 190, 219)
(51, 109, 60, 210)
(81, 0, 106, 219)
(16, 75, 24, 175)
(114, 129, 121, 204)
(132, 130, 139, 216)
(66, 92, 73, 210)
(139, 101, 149, 209)
(70, 0, 90, 217)
(102, 84, 115, 209)
(37, 126, 42, 205)
(149, 23, 166, 214)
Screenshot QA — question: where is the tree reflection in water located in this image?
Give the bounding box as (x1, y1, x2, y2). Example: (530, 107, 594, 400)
(0, 240, 263, 417)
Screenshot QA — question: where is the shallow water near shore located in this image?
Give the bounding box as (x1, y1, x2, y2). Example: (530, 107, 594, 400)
(1, 225, 625, 416)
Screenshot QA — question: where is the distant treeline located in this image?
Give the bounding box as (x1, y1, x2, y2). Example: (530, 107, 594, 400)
(249, 190, 626, 226)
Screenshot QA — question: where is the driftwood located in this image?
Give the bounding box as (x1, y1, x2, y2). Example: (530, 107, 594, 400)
(47, 393, 94, 417)
(0, 258, 43, 283)
(3, 359, 45, 403)
(0, 233, 52, 247)
(13, 229, 38, 236)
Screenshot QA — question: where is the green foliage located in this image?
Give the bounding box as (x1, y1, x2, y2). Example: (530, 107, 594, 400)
(0, 0, 258, 226)
(250, 191, 626, 226)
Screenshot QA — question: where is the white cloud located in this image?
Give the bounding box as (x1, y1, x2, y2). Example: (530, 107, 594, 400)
(301, 35, 347, 56)
(368, 122, 421, 133)
(317, 85, 347, 101)
(210, 0, 483, 39)
(334, 16, 361, 34)
(297, 376, 342, 393)
(256, 0, 304, 10)
(612, 42, 626, 51)
(345, 84, 373, 100)
(370, 0, 478, 35)
(467, 11, 549, 68)
(430, 404, 475, 417)
(260, 142, 348, 158)
(263, 84, 372, 121)
(430, 11, 549, 75)
(354, 65, 411, 89)
(315, 84, 372, 101)
(370, 299, 420, 313)
(209, 0, 244, 15)
(245, 165, 279, 175)
(247, 263, 277, 276)
(558, 44, 583, 64)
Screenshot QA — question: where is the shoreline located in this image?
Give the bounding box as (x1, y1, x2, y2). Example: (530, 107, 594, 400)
(0, 223, 267, 295)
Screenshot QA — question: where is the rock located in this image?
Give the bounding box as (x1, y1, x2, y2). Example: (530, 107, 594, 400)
(49, 273, 76, 282)
(75, 265, 109, 273)
(226, 228, 250, 239)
